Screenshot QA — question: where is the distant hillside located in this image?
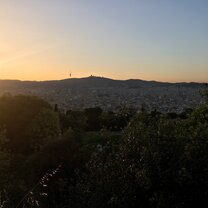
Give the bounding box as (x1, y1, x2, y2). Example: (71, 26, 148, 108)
(0, 76, 204, 112)
(0, 76, 203, 88)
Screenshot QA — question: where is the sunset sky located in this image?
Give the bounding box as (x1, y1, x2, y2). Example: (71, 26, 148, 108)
(0, 0, 208, 82)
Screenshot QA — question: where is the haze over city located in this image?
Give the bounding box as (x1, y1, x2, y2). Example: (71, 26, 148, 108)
(0, 0, 208, 82)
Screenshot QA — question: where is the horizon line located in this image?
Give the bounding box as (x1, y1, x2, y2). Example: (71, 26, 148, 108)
(0, 75, 206, 84)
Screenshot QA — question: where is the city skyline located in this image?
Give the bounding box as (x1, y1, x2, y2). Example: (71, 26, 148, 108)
(0, 0, 208, 82)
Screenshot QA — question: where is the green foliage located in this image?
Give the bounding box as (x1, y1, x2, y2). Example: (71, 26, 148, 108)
(0, 95, 60, 154)
(26, 108, 61, 151)
(60, 107, 134, 134)
(100, 110, 133, 131)
(1, 94, 208, 207)
(200, 83, 208, 104)
(65, 110, 87, 131)
(84, 107, 103, 131)
(0, 127, 10, 188)
(75, 106, 208, 208)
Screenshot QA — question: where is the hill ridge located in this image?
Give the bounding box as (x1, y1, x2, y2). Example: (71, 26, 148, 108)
(0, 75, 203, 85)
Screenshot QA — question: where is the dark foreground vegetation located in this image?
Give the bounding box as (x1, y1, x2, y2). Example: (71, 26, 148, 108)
(0, 91, 208, 207)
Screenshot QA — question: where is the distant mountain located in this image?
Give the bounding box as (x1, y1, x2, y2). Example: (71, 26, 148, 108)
(0, 76, 203, 88)
(0, 76, 204, 112)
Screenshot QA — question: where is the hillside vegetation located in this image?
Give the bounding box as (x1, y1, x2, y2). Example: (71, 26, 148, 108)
(0, 92, 208, 207)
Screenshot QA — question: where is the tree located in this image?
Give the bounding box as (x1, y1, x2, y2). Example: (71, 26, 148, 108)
(0, 127, 11, 190)
(84, 107, 103, 131)
(201, 83, 208, 104)
(76, 107, 208, 208)
(26, 108, 61, 152)
(0, 95, 60, 154)
(65, 110, 87, 131)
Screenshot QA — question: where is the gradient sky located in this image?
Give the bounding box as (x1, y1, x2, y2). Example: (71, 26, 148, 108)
(0, 0, 208, 82)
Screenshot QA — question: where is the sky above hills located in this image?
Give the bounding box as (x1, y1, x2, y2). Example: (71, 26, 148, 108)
(0, 0, 208, 82)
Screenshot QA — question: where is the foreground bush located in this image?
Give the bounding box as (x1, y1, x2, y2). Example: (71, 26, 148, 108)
(75, 105, 208, 208)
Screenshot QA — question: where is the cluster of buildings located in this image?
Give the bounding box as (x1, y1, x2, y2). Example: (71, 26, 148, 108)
(0, 82, 203, 113)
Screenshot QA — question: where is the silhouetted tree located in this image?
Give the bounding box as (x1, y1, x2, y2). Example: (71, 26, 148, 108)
(0, 95, 60, 154)
(84, 107, 103, 131)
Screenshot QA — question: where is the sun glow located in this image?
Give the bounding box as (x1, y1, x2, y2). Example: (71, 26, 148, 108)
(0, 0, 208, 82)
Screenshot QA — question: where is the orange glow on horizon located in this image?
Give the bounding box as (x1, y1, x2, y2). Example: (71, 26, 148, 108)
(0, 43, 207, 83)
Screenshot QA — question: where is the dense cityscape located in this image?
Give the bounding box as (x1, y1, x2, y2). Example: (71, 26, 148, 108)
(0, 76, 204, 113)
